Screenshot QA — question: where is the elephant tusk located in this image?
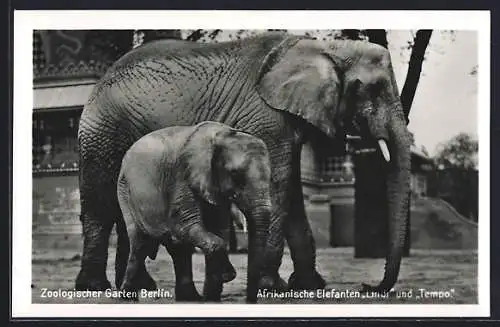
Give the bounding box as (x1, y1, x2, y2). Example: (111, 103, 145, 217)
(346, 135, 361, 141)
(378, 139, 391, 162)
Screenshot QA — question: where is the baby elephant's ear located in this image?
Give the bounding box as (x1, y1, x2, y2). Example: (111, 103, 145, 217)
(185, 125, 231, 205)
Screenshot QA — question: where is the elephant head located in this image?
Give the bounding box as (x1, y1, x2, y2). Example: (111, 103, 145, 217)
(183, 122, 272, 302)
(257, 38, 412, 293)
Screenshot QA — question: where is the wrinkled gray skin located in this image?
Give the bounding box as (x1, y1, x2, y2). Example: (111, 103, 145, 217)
(76, 32, 411, 295)
(116, 122, 271, 303)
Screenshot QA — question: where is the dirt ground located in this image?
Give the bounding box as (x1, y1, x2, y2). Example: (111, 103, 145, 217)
(31, 247, 477, 304)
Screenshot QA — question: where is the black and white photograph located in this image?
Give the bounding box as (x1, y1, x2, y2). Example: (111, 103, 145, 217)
(12, 10, 490, 318)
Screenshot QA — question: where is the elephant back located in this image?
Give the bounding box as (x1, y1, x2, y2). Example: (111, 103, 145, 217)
(110, 39, 202, 72)
(103, 32, 304, 84)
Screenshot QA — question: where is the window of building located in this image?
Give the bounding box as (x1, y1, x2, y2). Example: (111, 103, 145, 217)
(321, 154, 355, 183)
(418, 175, 427, 196)
(33, 109, 82, 172)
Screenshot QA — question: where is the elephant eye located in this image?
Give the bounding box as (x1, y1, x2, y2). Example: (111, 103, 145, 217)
(230, 169, 246, 187)
(351, 79, 362, 93)
(362, 107, 376, 116)
(228, 191, 238, 201)
(370, 78, 386, 96)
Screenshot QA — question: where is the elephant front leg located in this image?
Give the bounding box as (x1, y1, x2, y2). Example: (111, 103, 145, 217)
(258, 141, 324, 291)
(202, 245, 236, 302)
(182, 224, 230, 302)
(164, 242, 202, 302)
(284, 145, 326, 290)
(202, 204, 237, 283)
(202, 252, 224, 302)
(284, 178, 326, 290)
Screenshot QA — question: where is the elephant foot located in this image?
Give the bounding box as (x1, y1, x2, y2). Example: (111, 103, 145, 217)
(203, 293, 222, 302)
(135, 269, 157, 291)
(175, 282, 202, 302)
(258, 273, 288, 292)
(288, 270, 326, 290)
(75, 269, 111, 291)
(221, 258, 237, 283)
(118, 286, 140, 302)
(203, 281, 223, 303)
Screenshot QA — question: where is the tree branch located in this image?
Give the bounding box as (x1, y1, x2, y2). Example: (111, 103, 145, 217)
(364, 29, 388, 49)
(340, 29, 363, 40)
(186, 29, 208, 42)
(400, 30, 433, 120)
(142, 30, 182, 43)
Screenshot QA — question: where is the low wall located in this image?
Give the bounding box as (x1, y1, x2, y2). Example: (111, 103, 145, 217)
(305, 197, 477, 250)
(32, 174, 117, 250)
(32, 175, 477, 251)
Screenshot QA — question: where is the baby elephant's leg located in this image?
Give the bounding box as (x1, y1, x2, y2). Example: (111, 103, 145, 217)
(219, 252, 237, 283)
(202, 205, 236, 283)
(203, 250, 235, 302)
(164, 241, 202, 302)
(182, 224, 231, 302)
(120, 225, 150, 301)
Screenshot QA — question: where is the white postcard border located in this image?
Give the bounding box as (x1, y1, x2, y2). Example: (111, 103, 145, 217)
(12, 10, 491, 318)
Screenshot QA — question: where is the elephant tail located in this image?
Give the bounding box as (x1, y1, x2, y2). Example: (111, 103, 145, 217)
(114, 216, 129, 289)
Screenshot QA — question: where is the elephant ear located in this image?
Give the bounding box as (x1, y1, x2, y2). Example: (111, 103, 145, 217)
(184, 122, 234, 206)
(257, 44, 342, 139)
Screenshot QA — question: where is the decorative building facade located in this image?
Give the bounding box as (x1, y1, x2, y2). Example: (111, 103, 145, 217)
(32, 30, 120, 241)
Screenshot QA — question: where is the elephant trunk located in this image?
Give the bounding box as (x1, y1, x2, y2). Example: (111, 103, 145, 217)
(363, 111, 411, 293)
(241, 199, 271, 303)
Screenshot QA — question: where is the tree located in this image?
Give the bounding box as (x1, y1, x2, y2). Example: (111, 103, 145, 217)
(398, 30, 433, 121)
(85, 30, 135, 60)
(133, 30, 182, 48)
(434, 133, 478, 170)
(430, 133, 479, 221)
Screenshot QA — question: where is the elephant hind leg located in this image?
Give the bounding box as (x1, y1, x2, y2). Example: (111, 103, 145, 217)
(135, 238, 159, 291)
(75, 210, 115, 291)
(120, 225, 154, 301)
(116, 223, 157, 292)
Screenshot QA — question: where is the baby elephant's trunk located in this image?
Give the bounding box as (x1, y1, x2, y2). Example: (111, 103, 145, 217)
(243, 200, 272, 303)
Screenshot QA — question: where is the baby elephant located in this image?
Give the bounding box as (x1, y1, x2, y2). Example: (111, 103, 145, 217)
(116, 121, 272, 303)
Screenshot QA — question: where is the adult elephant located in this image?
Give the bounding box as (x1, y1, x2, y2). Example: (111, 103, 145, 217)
(76, 32, 411, 294)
